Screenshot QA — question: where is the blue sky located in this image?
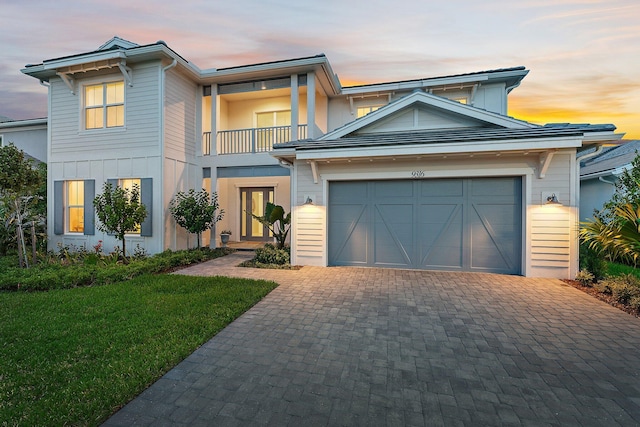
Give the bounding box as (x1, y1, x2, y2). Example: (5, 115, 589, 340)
(2, 0, 639, 138)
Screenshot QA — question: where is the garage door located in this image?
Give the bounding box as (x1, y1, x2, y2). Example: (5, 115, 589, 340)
(328, 177, 522, 274)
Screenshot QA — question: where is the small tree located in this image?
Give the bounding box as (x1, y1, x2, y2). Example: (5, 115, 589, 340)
(169, 189, 224, 248)
(250, 202, 291, 249)
(0, 144, 45, 266)
(93, 182, 147, 260)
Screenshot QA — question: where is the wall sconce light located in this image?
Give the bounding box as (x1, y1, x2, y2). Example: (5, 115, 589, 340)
(546, 193, 561, 205)
(304, 196, 313, 205)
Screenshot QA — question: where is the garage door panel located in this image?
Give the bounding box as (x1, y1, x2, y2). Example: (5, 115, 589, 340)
(374, 203, 413, 267)
(328, 203, 369, 265)
(420, 179, 464, 197)
(419, 204, 463, 269)
(470, 201, 521, 272)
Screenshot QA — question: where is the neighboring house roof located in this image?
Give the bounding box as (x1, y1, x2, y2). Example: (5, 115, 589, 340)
(0, 117, 47, 129)
(580, 140, 640, 179)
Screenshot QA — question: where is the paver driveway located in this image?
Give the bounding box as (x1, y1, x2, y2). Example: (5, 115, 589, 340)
(104, 253, 640, 426)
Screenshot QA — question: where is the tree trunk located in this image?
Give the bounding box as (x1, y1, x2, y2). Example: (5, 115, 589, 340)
(31, 222, 37, 265)
(16, 226, 24, 268)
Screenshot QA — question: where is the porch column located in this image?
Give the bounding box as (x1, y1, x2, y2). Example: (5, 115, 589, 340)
(210, 83, 218, 155)
(307, 71, 316, 139)
(290, 74, 299, 141)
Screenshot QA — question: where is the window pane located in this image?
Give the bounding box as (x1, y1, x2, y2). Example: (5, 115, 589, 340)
(275, 111, 291, 126)
(256, 112, 272, 128)
(67, 180, 84, 233)
(67, 180, 84, 205)
(106, 105, 124, 127)
(120, 179, 141, 233)
(68, 208, 84, 233)
(106, 82, 124, 104)
(86, 107, 104, 129)
(85, 84, 103, 107)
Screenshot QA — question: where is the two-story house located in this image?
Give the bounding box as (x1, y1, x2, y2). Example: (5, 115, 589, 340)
(22, 37, 622, 278)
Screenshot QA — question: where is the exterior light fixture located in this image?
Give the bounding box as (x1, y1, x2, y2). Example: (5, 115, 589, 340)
(304, 196, 313, 205)
(546, 193, 561, 205)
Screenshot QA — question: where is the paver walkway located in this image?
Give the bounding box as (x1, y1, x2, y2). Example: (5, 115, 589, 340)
(104, 253, 640, 426)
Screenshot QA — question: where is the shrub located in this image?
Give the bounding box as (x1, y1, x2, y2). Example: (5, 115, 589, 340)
(575, 270, 594, 287)
(579, 243, 608, 280)
(594, 274, 640, 305)
(0, 247, 234, 291)
(254, 243, 290, 265)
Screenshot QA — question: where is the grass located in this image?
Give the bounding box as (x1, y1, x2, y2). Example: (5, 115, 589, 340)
(0, 273, 278, 426)
(606, 261, 640, 279)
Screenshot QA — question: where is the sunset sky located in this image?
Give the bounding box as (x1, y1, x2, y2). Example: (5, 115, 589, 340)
(2, 0, 639, 138)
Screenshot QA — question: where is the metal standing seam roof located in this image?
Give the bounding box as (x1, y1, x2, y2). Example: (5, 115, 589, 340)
(273, 126, 604, 152)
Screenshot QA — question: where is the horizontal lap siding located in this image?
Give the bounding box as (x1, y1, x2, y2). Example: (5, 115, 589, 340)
(530, 150, 575, 274)
(294, 208, 326, 260)
(164, 70, 197, 161)
(49, 62, 161, 160)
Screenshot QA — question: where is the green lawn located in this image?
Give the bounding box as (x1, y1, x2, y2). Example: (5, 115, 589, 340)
(606, 261, 640, 279)
(0, 273, 278, 426)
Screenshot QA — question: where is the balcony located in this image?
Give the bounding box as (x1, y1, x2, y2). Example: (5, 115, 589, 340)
(203, 124, 307, 155)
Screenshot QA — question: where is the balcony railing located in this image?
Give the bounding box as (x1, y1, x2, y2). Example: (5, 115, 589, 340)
(203, 124, 307, 155)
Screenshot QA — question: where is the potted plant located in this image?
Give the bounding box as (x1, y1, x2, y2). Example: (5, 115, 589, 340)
(220, 230, 232, 247)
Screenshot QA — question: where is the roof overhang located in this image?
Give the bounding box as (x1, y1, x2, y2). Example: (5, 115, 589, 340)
(22, 42, 201, 85)
(200, 55, 341, 96)
(287, 135, 583, 162)
(341, 67, 529, 96)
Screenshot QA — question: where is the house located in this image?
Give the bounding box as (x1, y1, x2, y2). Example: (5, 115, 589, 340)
(0, 117, 48, 163)
(579, 140, 640, 221)
(21, 36, 622, 278)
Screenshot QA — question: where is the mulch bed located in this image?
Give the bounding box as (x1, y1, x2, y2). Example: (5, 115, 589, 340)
(562, 279, 640, 318)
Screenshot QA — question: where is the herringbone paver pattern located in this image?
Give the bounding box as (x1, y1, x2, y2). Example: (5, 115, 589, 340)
(103, 253, 640, 426)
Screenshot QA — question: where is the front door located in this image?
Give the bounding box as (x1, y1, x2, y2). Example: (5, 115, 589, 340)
(241, 187, 274, 241)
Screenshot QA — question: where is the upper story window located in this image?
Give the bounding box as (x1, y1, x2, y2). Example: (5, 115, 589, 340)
(357, 105, 382, 118)
(84, 81, 124, 129)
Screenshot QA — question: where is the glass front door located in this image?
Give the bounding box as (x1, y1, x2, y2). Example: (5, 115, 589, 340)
(241, 188, 274, 241)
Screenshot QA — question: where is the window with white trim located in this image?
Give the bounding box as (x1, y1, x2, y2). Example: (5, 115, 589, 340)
(357, 105, 382, 118)
(66, 180, 85, 233)
(120, 178, 142, 234)
(84, 81, 124, 129)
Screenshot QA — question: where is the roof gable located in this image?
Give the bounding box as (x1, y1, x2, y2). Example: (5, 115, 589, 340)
(321, 91, 535, 140)
(98, 36, 139, 51)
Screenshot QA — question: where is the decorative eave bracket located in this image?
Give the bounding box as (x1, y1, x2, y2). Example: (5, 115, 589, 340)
(309, 160, 319, 184)
(56, 58, 133, 95)
(538, 149, 557, 179)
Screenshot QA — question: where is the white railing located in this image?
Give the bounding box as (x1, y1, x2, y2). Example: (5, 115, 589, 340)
(202, 124, 307, 155)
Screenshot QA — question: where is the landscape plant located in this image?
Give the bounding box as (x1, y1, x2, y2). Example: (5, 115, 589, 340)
(93, 182, 147, 260)
(169, 188, 224, 248)
(249, 202, 291, 249)
(580, 153, 640, 267)
(0, 144, 46, 266)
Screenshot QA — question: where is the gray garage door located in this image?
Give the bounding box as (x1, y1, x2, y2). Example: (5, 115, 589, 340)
(328, 177, 522, 274)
